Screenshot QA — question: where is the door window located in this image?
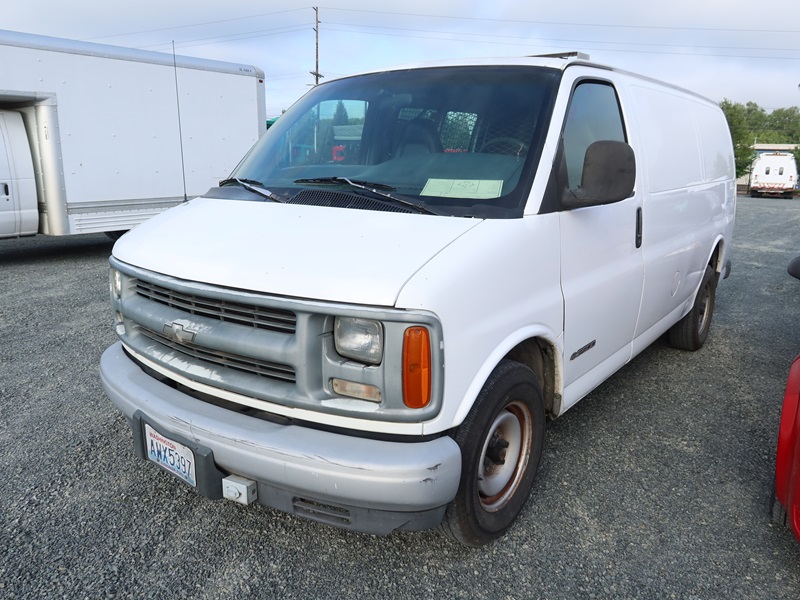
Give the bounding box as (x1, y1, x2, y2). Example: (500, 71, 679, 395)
(562, 82, 626, 191)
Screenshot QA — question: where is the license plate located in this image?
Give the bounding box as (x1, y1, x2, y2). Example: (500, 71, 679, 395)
(144, 424, 197, 487)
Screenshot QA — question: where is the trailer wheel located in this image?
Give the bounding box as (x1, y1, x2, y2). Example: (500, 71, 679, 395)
(439, 360, 545, 547)
(669, 265, 716, 351)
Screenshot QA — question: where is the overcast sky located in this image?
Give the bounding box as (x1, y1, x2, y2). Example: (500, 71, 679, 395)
(5, 0, 799, 117)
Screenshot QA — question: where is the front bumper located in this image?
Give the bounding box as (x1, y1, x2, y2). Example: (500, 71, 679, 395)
(100, 342, 462, 535)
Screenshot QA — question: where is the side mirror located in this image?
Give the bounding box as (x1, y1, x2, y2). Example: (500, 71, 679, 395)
(562, 140, 636, 209)
(789, 256, 800, 280)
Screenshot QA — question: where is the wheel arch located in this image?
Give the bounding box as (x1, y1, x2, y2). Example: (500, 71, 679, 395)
(452, 328, 563, 427)
(707, 237, 724, 274)
(504, 338, 560, 418)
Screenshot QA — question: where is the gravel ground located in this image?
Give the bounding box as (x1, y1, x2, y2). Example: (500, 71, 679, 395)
(1, 196, 799, 599)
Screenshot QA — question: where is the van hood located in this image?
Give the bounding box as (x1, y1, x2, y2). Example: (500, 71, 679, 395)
(113, 197, 482, 306)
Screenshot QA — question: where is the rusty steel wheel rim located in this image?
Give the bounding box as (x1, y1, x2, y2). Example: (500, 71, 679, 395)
(477, 400, 533, 511)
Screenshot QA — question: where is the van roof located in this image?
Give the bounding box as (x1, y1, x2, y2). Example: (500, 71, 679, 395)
(352, 53, 597, 73)
(333, 53, 717, 106)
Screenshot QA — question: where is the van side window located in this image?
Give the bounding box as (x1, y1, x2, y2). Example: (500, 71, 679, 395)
(562, 82, 626, 190)
(765, 167, 771, 175)
(780, 167, 784, 175)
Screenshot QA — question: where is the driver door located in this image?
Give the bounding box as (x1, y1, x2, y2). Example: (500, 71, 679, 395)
(557, 77, 644, 409)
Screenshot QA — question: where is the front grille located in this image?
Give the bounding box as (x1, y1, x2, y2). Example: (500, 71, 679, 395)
(136, 326, 296, 382)
(134, 279, 297, 334)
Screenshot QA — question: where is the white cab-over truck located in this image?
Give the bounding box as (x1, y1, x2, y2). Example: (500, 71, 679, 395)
(749, 151, 797, 198)
(101, 54, 736, 547)
(0, 29, 265, 240)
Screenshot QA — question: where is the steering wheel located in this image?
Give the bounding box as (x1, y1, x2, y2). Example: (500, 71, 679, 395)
(479, 137, 529, 156)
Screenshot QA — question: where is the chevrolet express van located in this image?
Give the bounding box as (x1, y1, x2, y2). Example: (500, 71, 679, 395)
(100, 54, 735, 547)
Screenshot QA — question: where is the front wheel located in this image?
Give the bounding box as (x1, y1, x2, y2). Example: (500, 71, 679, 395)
(439, 360, 545, 547)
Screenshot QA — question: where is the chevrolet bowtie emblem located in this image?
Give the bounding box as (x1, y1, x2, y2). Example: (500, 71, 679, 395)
(163, 320, 198, 344)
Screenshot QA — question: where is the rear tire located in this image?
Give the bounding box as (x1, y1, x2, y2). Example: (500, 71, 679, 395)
(669, 265, 716, 351)
(439, 360, 545, 547)
(771, 487, 788, 527)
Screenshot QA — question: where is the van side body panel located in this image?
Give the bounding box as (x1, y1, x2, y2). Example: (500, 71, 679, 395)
(626, 81, 735, 340)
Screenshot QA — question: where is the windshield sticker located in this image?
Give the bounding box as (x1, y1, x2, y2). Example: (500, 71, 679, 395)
(421, 179, 503, 199)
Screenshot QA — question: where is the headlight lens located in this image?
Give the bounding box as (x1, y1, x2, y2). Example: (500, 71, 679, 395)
(110, 268, 122, 299)
(334, 317, 383, 365)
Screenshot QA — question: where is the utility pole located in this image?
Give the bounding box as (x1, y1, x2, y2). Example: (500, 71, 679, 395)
(310, 7, 324, 86)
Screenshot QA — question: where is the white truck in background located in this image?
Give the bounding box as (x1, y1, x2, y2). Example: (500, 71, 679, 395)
(749, 151, 797, 198)
(0, 29, 266, 240)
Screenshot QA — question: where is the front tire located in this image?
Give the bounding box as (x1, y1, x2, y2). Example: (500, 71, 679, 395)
(669, 265, 717, 351)
(439, 360, 545, 547)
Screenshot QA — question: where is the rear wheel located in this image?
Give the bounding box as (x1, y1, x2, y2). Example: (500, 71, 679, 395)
(439, 360, 545, 547)
(771, 487, 788, 527)
(669, 265, 716, 351)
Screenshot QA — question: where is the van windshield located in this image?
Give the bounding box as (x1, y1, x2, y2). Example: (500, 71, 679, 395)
(229, 66, 560, 218)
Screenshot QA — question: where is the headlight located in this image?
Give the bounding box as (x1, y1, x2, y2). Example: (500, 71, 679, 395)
(110, 268, 122, 299)
(334, 317, 383, 365)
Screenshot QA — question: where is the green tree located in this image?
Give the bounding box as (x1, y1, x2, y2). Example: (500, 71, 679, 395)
(719, 99, 756, 178)
(332, 100, 349, 126)
(764, 107, 800, 144)
(743, 101, 768, 141)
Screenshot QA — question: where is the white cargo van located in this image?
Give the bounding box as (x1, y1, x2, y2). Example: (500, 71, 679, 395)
(749, 151, 797, 197)
(100, 54, 736, 547)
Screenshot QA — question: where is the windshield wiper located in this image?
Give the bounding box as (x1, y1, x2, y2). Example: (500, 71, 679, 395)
(293, 176, 438, 215)
(219, 177, 285, 203)
(294, 176, 395, 191)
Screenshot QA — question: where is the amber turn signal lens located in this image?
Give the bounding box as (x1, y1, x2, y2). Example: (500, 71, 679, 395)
(403, 326, 431, 409)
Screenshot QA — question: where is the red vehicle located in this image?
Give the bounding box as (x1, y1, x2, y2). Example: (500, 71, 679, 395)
(772, 256, 800, 542)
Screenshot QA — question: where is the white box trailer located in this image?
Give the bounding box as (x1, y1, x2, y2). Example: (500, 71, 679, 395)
(0, 29, 266, 239)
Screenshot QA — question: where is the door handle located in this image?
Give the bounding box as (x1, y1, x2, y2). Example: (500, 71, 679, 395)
(635, 207, 643, 248)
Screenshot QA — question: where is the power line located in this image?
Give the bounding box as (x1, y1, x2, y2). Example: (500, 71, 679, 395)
(78, 6, 800, 63)
(141, 25, 309, 51)
(84, 7, 310, 42)
(322, 6, 800, 35)
(324, 20, 800, 55)
(321, 25, 800, 61)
